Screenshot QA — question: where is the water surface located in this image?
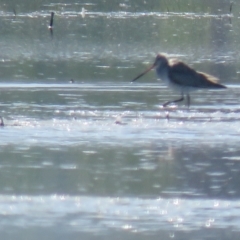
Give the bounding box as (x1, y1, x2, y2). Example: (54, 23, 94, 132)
(0, 0, 240, 239)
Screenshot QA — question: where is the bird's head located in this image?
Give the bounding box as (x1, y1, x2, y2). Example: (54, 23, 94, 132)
(131, 53, 169, 82)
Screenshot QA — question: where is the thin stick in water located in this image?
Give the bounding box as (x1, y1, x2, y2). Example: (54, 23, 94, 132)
(49, 12, 54, 29)
(230, 2, 233, 13)
(13, 8, 16, 17)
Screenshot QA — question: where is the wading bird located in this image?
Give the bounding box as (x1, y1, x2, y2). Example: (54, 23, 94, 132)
(132, 53, 226, 107)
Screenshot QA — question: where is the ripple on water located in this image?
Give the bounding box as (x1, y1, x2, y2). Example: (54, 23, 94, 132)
(0, 106, 240, 147)
(0, 195, 239, 233)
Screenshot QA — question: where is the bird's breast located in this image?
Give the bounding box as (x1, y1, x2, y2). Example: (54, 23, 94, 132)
(156, 70, 195, 93)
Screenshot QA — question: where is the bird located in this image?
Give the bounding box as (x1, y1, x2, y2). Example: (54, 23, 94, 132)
(132, 53, 226, 107)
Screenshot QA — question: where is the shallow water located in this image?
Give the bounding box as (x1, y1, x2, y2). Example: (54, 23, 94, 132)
(0, 0, 240, 239)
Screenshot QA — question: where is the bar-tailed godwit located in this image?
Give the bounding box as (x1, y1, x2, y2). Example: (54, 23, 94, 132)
(132, 53, 226, 107)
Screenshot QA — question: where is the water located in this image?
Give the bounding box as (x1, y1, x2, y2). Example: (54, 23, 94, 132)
(0, 0, 239, 239)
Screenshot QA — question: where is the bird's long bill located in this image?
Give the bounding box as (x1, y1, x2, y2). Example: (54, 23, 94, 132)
(131, 64, 155, 82)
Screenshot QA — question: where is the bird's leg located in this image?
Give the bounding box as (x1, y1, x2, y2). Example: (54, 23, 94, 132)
(186, 94, 190, 108)
(0, 117, 4, 126)
(163, 93, 184, 107)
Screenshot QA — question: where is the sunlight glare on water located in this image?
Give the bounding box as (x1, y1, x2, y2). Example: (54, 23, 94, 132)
(1, 195, 240, 233)
(0, 0, 239, 239)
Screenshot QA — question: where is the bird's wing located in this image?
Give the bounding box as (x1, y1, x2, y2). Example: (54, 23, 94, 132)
(168, 60, 220, 88)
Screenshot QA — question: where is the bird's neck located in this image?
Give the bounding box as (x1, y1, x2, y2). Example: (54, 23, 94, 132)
(156, 65, 169, 82)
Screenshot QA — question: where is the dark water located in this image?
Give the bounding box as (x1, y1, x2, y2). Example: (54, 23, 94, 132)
(0, 0, 239, 239)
